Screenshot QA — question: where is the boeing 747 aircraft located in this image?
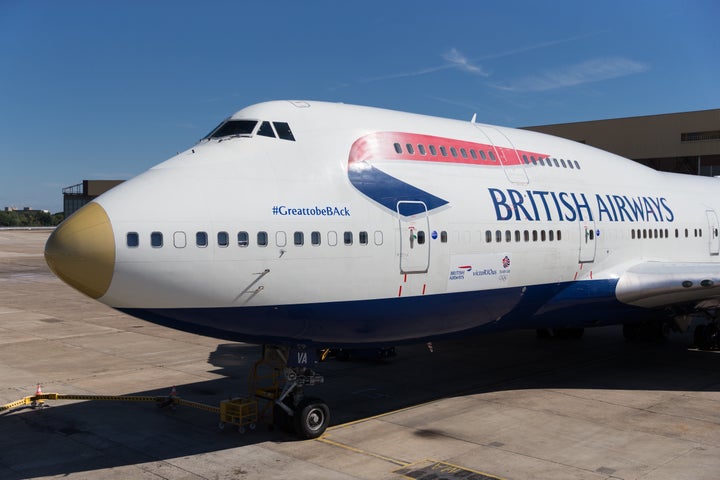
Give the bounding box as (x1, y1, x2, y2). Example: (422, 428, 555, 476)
(45, 100, 720, 438)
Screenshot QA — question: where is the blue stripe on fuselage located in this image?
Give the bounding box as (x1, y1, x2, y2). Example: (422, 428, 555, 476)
(118, 279, 655, 347)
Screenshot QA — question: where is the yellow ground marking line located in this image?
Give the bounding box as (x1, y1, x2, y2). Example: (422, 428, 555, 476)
(325, 399, 437, 432)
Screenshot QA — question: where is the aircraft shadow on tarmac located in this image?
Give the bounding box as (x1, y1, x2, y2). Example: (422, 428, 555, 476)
(1, 326, 718, 478)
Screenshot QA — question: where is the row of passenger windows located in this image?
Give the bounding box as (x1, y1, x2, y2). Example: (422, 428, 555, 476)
(487, 229, 563, 243)
(392, 142, 581, 170)
(631, 227, 708, 239)
(127, 230, 383, 249)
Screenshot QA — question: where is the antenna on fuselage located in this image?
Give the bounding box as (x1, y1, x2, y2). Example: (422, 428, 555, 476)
(470, 113, 477, 124)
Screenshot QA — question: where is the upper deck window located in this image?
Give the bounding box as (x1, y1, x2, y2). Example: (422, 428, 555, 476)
(204, 120, 258, 139)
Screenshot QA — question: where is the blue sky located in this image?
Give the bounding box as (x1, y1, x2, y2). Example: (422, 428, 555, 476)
(1, 0, 718, 213)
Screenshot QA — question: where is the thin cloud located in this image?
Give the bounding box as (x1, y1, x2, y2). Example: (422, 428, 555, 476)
(442, 48, 490, 76)
(361, 48, 487, 83)
(493, 57, 649, 92)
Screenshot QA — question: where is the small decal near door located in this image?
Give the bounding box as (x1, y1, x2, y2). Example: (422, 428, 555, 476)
(447, 254, 512, 292)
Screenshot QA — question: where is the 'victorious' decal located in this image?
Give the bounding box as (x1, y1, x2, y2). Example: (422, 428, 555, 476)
(347, 132, 547, 216)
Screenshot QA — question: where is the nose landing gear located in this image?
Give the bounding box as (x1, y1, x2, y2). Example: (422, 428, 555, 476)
(252, 345, 330, 439)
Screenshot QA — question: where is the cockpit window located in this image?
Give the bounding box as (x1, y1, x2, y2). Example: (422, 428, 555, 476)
(204, 120, 257, 140)
(273, 122, 296, 141)
(256, 121, 276, 138)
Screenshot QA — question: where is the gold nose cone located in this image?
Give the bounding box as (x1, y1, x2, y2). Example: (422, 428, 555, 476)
(45, 202, 115, 299)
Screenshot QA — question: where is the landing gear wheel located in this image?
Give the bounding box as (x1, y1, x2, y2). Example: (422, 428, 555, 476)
(293, 397, 330, 439)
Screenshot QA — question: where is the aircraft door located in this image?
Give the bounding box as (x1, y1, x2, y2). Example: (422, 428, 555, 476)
(706, 210, 719, 255)
(473, 125, 529, 184)
(397, 201, 430, 273)
(579, 219, 597, 263)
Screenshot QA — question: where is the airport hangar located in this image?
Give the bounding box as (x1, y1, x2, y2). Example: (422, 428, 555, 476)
(61, 109, 720, 217)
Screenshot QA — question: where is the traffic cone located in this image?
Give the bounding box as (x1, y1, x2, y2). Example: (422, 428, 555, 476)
(32, 384, 44, 408)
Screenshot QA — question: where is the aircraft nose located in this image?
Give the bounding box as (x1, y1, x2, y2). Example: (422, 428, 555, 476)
(45, 202, 115, 299)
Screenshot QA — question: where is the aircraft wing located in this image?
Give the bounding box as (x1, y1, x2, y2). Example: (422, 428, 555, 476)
(616, 261, 720, 309)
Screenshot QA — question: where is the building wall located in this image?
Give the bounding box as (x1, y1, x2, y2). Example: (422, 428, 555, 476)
(63, 180, 124, 217)
(523, 109, 720, 173)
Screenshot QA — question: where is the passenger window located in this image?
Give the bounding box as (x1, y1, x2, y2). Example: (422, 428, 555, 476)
(417, 231, 425, 245)
(196, 231, 208, 247)
(541, 230, 546, 241)
(328, 231, 338, 246)
(460, 148, 468, 158)
(531, 156, 537, 165)
(127, 232, 139, 248)
(479, 150, 486, 160)
(394, 143, 402, 154)
(406, 143, 414, 154)
(514, 230, 520, 242)
(429, 145, 437, 155)
(524, 230, 530, 242)
(553, 158, 560, 167)
(418, 144, 426, 155)
(569, 161, 575, 169)
(257, 121, 276, 138)
(505, 230, 511, 242)
(574, 161, 581, 169)
(273, 122, 295, 141)
(549, 230, 554, 241)
(496, 230, 502, 242)
(374, 230, 384, 245)
(294, 231, 304, 246)
(151, 232, 163, 248)
(470, 150, 477, 160)
(311, 231, 321, 246)
(344, 231, 353, 245)
(539, 158, 545, 166)
(218, 231, 229, 247)
(359, 231, 368, 245)
(440, 146, 447, 156)
(276, 231, 287, 247)
(257, 231, 268, 247)
(561, 159, 567, 168)
(522, 155, 529, 164)
(532, 230, 538, 241)
(557, 230, 562, 241)
(238, 231, 249, 247)
(173, 231, 186, 248)
(450, 147, 458, 157)
(441, 231, 447, 243)
(486, 230, 492, 243)
(488, 150, 496, 161)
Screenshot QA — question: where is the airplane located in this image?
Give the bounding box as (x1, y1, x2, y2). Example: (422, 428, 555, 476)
(44, 100, 720, 438)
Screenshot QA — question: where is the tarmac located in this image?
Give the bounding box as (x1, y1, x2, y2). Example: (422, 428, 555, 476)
(1, 229, 719, 480)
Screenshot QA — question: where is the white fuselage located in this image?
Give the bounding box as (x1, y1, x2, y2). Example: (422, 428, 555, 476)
(45, 101, 720, 346)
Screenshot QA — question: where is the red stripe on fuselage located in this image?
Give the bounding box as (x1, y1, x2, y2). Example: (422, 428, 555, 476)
(349, 132, 547, 168)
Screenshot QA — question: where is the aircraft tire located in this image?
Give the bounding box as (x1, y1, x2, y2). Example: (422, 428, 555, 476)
(293, 397, 330, 439)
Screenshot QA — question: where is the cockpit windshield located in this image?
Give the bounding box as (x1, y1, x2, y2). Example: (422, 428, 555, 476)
(204, 120, 258, 140)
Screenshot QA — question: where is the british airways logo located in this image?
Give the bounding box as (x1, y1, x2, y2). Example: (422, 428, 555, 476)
(489, 188, 675, 223)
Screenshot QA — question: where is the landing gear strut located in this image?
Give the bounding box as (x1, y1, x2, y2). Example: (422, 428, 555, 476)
(252, 345, 329, 439)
